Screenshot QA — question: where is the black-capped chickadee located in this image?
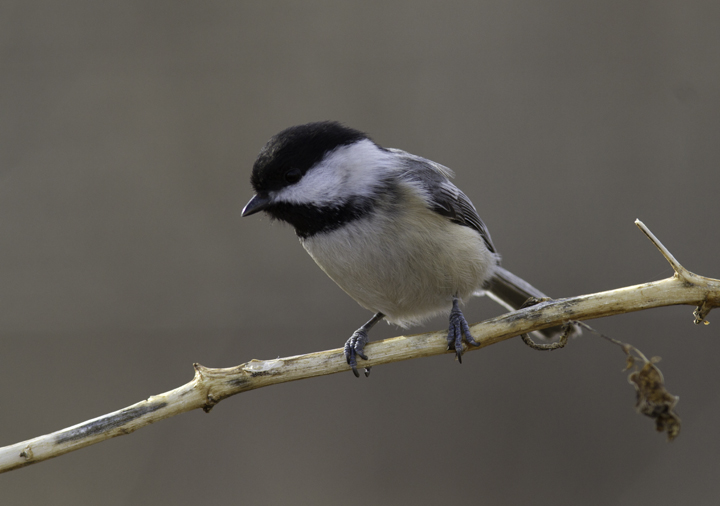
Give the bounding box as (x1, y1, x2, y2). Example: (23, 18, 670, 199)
(243, 121, 563, 377)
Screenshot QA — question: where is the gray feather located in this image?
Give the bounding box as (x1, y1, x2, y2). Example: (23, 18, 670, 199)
(389, 149, 496, 253)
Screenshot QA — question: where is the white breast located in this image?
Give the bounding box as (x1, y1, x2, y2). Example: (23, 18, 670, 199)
(301, 189, 499, 327)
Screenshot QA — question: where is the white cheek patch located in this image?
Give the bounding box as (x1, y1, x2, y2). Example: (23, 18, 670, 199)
(272, 139, 396, 206)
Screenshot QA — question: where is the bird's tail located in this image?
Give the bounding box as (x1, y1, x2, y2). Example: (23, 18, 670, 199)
(483, 266, 577, 339)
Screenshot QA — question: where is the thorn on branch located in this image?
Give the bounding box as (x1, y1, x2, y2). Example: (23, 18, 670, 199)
(635, 219, 689, 279)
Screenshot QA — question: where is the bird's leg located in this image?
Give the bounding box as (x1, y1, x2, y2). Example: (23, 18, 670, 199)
(344, 312, 384, 378)
(447, 296, 479, 363)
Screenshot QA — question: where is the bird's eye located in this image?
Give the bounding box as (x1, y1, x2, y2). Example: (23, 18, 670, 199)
(284, 168, 302, 184)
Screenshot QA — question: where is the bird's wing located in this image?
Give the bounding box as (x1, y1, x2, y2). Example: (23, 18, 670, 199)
(388, 148, 497, 254)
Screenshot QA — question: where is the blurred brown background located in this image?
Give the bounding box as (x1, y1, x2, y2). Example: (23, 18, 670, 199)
(2, 1, 720, 504)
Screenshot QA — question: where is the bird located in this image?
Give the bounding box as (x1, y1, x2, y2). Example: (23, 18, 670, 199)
(242, 121, 565, 377)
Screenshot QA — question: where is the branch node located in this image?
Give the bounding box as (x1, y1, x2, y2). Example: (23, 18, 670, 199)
(19, 447, 33, 461)
(193, 363, 210, 379)
(203, 394, 218, 413)
(693, 300, 713, 325)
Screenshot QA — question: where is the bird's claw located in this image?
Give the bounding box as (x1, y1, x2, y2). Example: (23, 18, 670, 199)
(344, 329, 370, 377)
(447, 299, 478, 363)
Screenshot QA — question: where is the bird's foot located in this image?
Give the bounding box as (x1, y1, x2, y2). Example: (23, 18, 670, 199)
(344, 312, 384, 377)
(344, 329, 371, 378)
(447, 297, 479, 363)
(344, 329, 370, 378)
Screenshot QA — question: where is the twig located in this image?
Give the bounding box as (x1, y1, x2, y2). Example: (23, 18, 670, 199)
(635, 219, 687, 277)
(0, 221, 717, 473)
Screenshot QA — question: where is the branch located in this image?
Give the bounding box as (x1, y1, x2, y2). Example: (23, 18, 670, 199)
(1, 220, 717, 473)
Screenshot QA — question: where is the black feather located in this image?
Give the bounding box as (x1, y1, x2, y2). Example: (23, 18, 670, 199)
(250, 121, 369, 194)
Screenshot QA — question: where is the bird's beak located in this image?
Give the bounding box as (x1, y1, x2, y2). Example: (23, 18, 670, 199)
(242, 194, 271, 217)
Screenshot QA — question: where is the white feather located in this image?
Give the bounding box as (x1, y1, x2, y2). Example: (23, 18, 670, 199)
(301, 182, 499, 326)
(272, 139, 397, 206)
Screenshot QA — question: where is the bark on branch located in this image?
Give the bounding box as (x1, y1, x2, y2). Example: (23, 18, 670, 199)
(0, 220, 717, 473)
